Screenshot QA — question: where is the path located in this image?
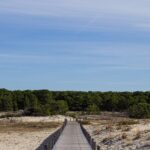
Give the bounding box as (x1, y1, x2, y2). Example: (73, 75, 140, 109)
(53, 121, 92, 150)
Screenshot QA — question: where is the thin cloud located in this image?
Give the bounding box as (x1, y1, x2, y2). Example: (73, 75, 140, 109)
(135, 23, 150, 31)
(0, 0, 150, 18)
(0, 0, 150, 31)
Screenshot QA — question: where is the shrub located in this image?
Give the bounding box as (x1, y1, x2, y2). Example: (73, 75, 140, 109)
(24, 107, 43, 116)
(129, 103, 150, 118)
(57, 100, 69, 114)
(79, 120, 90, 125)
(122, 133, 127, 139)
(86, 104, 100, 115)
(134, 130, 141, 140)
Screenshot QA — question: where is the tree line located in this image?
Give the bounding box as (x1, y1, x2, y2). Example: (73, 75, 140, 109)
(0, 89, 150, 118)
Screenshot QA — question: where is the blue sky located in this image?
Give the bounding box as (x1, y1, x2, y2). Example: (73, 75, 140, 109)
(0, 0, 150, 91)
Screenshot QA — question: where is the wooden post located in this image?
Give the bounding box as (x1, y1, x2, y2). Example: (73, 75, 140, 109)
(44, 144, 48, 150)
(97, 145, 100, 150)
(93, 141, 96, 150)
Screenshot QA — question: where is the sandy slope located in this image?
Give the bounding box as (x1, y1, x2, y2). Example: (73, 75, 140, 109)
(84, 116, 150, 150)
(0, 115, 71, 150)
(0, 115, 70, 123)
(0, 131, 54, 150)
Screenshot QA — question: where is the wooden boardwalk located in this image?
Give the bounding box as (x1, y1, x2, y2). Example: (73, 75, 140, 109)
(53, 121, 92, 150)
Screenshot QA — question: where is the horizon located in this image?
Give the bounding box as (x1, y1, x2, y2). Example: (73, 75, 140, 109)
(0, 88, 149, 93)
(0, 0, 150, 91)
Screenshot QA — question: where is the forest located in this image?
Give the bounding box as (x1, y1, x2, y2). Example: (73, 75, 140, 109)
(0, 89, 150, 118)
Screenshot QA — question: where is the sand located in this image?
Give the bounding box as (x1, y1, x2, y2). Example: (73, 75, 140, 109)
(83, 115, 150, 150)
(0, 115, 71, 150)
(0, 131, 54, 150)
(0, 115, 71, 123)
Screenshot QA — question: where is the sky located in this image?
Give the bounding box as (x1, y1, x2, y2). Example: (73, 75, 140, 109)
(0, 0, 150, 91)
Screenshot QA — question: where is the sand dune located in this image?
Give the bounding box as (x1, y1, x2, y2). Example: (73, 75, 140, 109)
(0, 115, 71, 150)
(84, 116, 150, 150)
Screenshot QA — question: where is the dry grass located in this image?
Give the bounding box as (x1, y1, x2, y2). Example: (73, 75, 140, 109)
(122, 126, 131, 132)
(102, 136, 112, 143)
(121, 133, 127, 139)
(93, 129, 101, 135)
(0, 121, 61, 132)
(106, 124, 113, 131)
(79, 120, 91, 125)
(118, 120, 139, 126)
(133, 130, 141, 140)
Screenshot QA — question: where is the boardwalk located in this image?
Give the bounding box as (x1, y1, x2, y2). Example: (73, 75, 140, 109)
(53, 121, 92, 150)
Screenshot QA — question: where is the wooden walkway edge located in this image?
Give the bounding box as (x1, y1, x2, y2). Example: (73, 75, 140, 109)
(53, 121, 92, 150)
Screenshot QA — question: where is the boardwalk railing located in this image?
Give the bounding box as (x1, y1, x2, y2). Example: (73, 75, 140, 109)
(80, 122, 100, 150)
(36, 119, 67, 150)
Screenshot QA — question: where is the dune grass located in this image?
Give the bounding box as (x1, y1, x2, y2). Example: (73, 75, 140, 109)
(0, 121, 61, 132)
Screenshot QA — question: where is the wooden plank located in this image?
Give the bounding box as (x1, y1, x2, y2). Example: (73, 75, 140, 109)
(53, 122, 92, 150)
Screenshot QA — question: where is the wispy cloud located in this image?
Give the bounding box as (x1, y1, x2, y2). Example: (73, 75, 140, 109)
(0, 0, 150, 31)
(0, 0, 150, 18)
(0, 42, 150, 71)
(135, 22, 150, 31)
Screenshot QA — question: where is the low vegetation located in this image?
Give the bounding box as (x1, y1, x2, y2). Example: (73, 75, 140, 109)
(78, 120, 91, 125)
(0, 120, 61, 132)
(117, 120, 139, 126)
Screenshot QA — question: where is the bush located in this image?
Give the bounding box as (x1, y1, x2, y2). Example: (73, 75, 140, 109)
(129, 103, 150, 118)
(57, 100, 68, 114)
(86, 104, 100, 115)
(79, 120, 91, 125)
(24, 107, 43, 116)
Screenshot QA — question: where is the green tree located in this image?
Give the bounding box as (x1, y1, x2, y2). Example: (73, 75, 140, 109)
(57, 100, 68, 114)
(29, 94, 39, 109)
(87, 104, 100, 114)
(13, 99, 18, 111)
(129, 103, 150, 118)
(1, 95, 13, 111)
(24, 95, 30, 109)
(13, 91, 24, 110)
(33, 90, 53, 105)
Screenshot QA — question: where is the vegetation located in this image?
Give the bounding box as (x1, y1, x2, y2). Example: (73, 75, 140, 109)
(78, 120, 91, 125)
(86, 104, 100, 115)
(118, 120, 139, 126)
(0, 121, 61, 132)
(129, 103, 150, 118)
(0, 89, 150, 118)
